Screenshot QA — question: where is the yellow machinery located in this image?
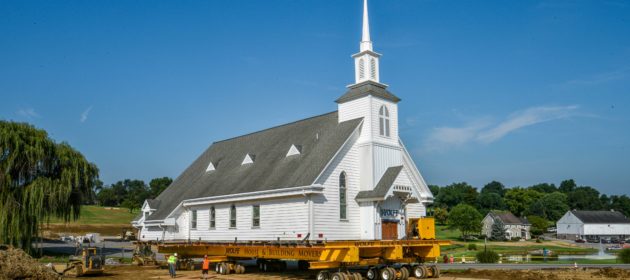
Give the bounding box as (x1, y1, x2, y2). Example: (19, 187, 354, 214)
(153, 218, 449, 280)
(53, 248, 104, 277)
(408, 217, 436, 240)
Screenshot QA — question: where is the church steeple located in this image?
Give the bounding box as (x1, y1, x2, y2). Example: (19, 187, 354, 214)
(360, 0, 372, 52)
(353, 0, 381, 85)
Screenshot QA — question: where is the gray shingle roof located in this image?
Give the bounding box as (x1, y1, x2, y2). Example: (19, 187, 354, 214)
(355, 166, 403, 200)
(335, 81, 401, 104)
(146, 199, 160, 209)
(146, 111, 363, 221)
(489, 211, 529, 225)
(572, 210, 630, 224)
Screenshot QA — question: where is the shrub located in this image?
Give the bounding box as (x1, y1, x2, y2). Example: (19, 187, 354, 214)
(468, 243, 477, 251)
(619, 248, 630, 264)
(511, 237, 521, 241)
(535, 238, 542, 243)
(476, 250, 500, 263)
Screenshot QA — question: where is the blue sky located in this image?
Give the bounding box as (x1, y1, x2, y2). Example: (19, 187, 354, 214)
(1, 0, 629, 195)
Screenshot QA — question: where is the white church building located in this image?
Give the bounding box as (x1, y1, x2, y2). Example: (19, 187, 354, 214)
(132, 0, 434, 242)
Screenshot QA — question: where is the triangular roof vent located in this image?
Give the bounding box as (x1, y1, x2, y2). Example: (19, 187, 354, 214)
(286, 144, 302, 157)
(242, 154, 255, 165)
(205, 161, 216, 172)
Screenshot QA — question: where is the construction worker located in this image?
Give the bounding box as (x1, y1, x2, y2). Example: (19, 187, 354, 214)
(201, 255, 210, 279)
(167, 253, 178, 278)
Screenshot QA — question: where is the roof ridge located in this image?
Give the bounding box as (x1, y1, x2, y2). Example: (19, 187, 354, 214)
(213, 111, 338, 144)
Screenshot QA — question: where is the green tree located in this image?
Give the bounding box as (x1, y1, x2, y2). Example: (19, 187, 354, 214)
(0, 121, 98, 253)
(528, 183, 557, 193)
(489, 217, 507, 241)
(428, 185, 440, 197)
(477, 192, 504, 212)
(481, 181, 507, 197)
(435, 182, 478, 210)
(610, 195, 630, 217)
(568, 186, 603, 210)
(433, 207, 449, 225)
(448, 204, 482, 240)
(527, 215, 550, 237)
(558, 179, 576, 193)
(120, 179, 149, 212)
(96, 187, 118, 206)
(149, 177, 173, 198)
(504, 188, 543, 216)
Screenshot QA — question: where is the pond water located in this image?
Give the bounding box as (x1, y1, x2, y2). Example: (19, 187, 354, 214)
(503, 243, 617, 262)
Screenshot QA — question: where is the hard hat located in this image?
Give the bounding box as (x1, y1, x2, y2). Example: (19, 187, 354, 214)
(174, 253, 178, 256)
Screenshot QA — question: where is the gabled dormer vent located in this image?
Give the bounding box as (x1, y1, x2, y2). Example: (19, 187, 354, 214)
(205, 161, 216, 172)
(242, 154, 255, 165)
(286, 144, 302, 157)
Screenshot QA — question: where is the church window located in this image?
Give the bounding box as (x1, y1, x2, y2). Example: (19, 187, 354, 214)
(379, 105, 390, 137)
(370, 58, 376, 79)
(209, 206, 216, 229)
(339, 172, 347, 220)
(191, 210, 197, 229)
(252, 205, 260, 228)
(359, 58, 365, 79)
(230, 204, 237, 228)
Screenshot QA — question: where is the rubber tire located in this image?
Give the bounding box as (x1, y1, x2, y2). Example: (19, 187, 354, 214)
(215, 262, 221, 273)
(353, 272, 363, 280)
(317, 271, 331, 280)
(413, 265, 427, 279)
(380, 267, 394, 280)
(398, 266, 409, 280)
(366, 267, 379, 280)
(218, 263, 228, 275)
(429, 265, 440, 278)
(387, 268, 396, 280)
(235, 264, 245, 274)
(331, 272, 346, 280)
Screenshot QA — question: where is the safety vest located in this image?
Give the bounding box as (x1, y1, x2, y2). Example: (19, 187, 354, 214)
(202, 259, 210, 270)
(168, 255, 177, 264)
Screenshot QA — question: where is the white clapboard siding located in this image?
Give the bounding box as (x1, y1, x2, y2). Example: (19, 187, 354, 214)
(181, 196, 308, 241)
(372, 144, 403, 191)
(339, 97, 371, 141)
(313, 131, 362, 240)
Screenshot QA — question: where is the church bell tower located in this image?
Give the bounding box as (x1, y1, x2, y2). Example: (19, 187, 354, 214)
(337, 0, 402, 193)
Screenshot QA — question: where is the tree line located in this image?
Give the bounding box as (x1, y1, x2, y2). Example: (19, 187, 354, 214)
(430, 180, 630, 238)
(90, 177, 173, 213)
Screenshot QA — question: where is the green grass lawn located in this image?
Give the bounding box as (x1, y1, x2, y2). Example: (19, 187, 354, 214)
(436, 225, 462, 240)
(48, 205, 139, 224)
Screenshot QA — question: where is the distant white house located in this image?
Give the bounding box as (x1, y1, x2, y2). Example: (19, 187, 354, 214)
(556, 210, 630, 240)
(481, 211, 531, 240)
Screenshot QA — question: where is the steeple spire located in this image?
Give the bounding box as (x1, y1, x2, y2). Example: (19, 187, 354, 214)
(360, 0, 372, 51)
(352, 0, 382, 85)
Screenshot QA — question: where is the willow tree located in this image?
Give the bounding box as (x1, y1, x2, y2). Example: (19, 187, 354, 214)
(0, 121, 98, 253)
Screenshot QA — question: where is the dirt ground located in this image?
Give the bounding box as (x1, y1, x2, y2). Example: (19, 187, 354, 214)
(80, 265, 630, 280)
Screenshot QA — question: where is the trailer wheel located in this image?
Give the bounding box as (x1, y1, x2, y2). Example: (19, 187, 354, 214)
(352, 272, 363, 280)
(396, 266, 408, 280)
(219, 262, 230, 275)
(413, 265, 428, 279)
(317, 270, 331, 280)
(235, 263, 245, 274)
(331, 272, 348, 280)
(380, 267, 394, 280)
(428, 265, 440, 278)
(366, 267, 379, 280)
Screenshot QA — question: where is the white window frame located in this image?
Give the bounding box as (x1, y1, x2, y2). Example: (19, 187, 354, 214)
(229, 204, 237, 229)
(191, 209, 197, 230)
(252, 205, 260, 228)
(339, 172, 347, 220)
(379, 105, 390, 137)
(209, 206, 216, 229)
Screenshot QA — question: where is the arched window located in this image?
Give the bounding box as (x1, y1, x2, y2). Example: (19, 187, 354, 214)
(370, 58, 376, 79)
(339, 172, 347, 220)
(379, 105, 390, 137)
(359, 58, 365, 79)
(229, 204, 237, 228)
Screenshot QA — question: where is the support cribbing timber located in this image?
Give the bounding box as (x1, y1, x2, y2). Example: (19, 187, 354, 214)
(156, 239, 451, 269)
